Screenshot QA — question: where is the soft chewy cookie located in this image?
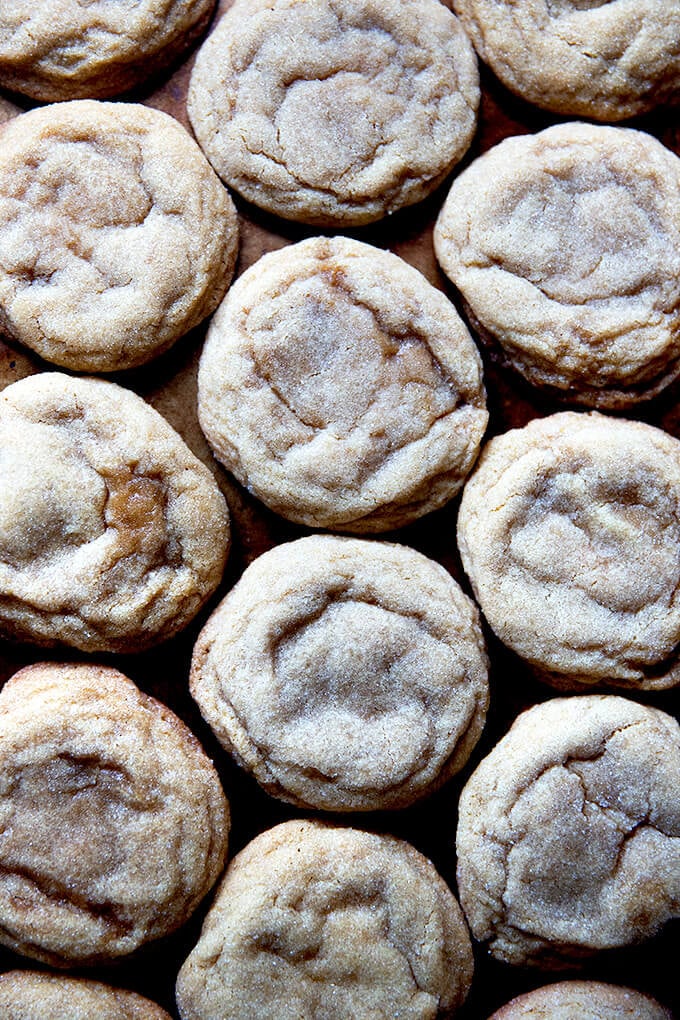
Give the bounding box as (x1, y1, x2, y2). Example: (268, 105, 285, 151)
(457, 412, 680, 690)
(198, 236, 487, 531)
(191, 535, 489, 811)
(488, 980, 672, 1019)
(0, 0, 215, 101)
(0, 372, 229, 652)
(0, 662, 230, 967)
(176, 820, 473, 1020)
(453, 0, 680, 121)
(0, 971, 172, 1020)
(434, 123, 680, 408)
(0, 100, 238, 372)
(188, 0, 479, 226)
(456, 695, 680, 967)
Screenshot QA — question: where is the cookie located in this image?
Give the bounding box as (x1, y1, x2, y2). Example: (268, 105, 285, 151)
(187, 0, 479, 226)
(452, 0, 680, 121)
(0, 970, 172, 1019)
(176, 819, 473, 1020)
(0, 372, 230, 653)
(191, 535, 489, 811)
(488, 980, 673, 1020)
(0, 662, 230, 967)
(198, 236, 487, 531)
(0, 100, 239, 372)
(456, 695, 680, 967)
(434, 123, 680, 408)
(0, 0, 215, 101)
(457, 411, 680, 690)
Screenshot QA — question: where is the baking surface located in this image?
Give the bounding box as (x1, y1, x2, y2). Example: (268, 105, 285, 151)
(0, 1, 678, 1015)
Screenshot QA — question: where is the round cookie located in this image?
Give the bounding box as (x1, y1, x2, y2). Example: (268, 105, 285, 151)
(0, 971, 172, 1019)
(176, 820, 473, 1020)
(457, 411, 680, 690)
(198, 236, 488, 532)
(0, 100, 239, 372)
(0, 372, 230, 653)
(434, 123, 680, 409)
(191, 535, 489, 811)
(0, 0, 216, 102)
(187, 0, 479, 226)
(456, 695, 680, 967)
(0, 662, 230, 967)
(488, 980, 673, 1020)
(452, 0, 680, 121)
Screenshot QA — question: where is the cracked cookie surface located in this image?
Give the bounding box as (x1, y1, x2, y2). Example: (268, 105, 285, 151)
(488, 979, 673, 1019)
(456, 695, 680, 966)
(198, 235, 487, 531)
(0, 971, 172, 1019)
(0, 100, 239, 372)
(176, 819, 473, 1020)
(457, 412, 680, 690)
(0, 0, 215, 101)
(0, 662, 230, 967)
(188, 0, 479, 226)
(434, 123, 680, 408)
(452, 0, 680, 120)
(0, 372, 230, 652)
(191, 535, 488, 811)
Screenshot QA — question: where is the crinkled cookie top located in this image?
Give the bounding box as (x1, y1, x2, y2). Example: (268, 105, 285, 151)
(0, 971, 172, 1020)
(0, 662, 230, 967)
(488, 979, 673, 1020)
(188, 0, 479, 225)
(0, 372, 230, 652)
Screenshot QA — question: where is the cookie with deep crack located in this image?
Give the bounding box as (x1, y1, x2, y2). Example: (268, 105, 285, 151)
(456, 695, 680, 967)
(0, 372, 230, 652)
(198, 235, 487, 532)
(0, 0, 216, 101)
(434, 123, 680, 408)
(176, 819, 473, 1020)
(191, 535, 489, 811)
(0, 971, 172, 1019)
(187, 0, 479, 226)
(0, 100, 239, 372)
(457, 412, 680, 690)
(487, 980, 673, 1019)
(0, 662, 230, 967)
(452, 0, 680, 121)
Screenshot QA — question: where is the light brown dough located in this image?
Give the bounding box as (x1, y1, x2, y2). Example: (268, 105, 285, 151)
(456, 695, 680, 966)
(434, 123, 680, 408)
(198, 235, 487, 531)
(457, 411, 680, 690)
(0, 971, 172, 1020)
(0, 0, 216, 101)
(176, 820, 473, 1020)
(453, 0, 680, 121)
(0, 662, 230, 967)
(188, 0, 479, 226)
(191, 535, 489, 810)
(0, 101, 239, 372)
(0, 372, 230, 652)
(487, 980, 673, 1019)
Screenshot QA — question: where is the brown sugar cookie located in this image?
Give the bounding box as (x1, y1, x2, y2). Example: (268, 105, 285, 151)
(198, 235, 487, 532)
(0, 0, 216, 102)
(0, 662, 230, 967)
(457, 412, 680, 691)
(488, 980, 673, 1019)
(452, 0, 680, 121)
(176, 819, 473, 1020)
(456, 695, 680, 967)
(191, 535, 489, 811)
(187, 0, 479, 226)
(0, 970, 172, 1019)
(0, 372, 230, 653)
(0, 100, 238, 372)
(434, 123, 680, 409)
